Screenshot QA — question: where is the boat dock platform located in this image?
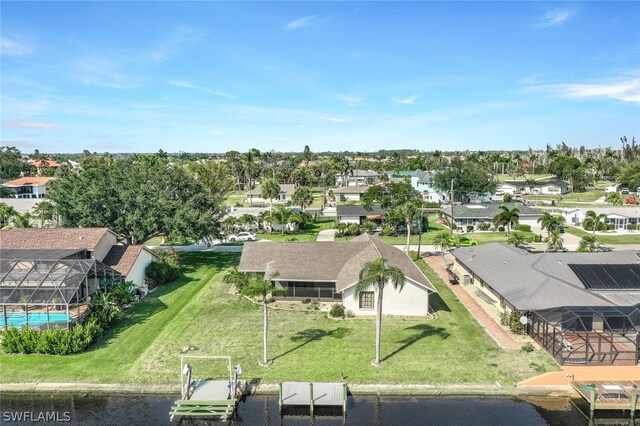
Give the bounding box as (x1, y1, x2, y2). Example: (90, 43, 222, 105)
(571, 380, 639, 419)
(279, 381, 348, 417)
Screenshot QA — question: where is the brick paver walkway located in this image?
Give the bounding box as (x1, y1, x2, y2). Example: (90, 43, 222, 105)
(424, 254, 521, 350)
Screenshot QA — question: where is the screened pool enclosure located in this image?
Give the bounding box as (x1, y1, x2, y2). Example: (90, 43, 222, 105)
(0, 249, 123, 330)
(529, 306, 640, 366)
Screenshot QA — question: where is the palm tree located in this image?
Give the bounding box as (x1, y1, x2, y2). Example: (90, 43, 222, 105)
(242, 149, 260, 206)
(258, 211, 272, 233)
(432, 230, 453, 258)
(0, 203, 16, 227)
(241, 274, 286, 366)
(577, 235, 600, 252)
(271, 205, 291, 235)
(537, 212, 554, 236)
(394, 201, 420, 253)
(239, 214, 256, 231)
(287, 212, 305, 234)
(260, 178, 281, 214)
(492, 205, 520, 236)
(33, 200, 55, 228)
(354, 257, 405, 366)
(225, 216, 237, 234)
(506, 231, 527, 248)
(605, 191, 623, 206)
(12, 212, 32, 228)
(582, 210, 608, 236)
(544, 228, 564, 252)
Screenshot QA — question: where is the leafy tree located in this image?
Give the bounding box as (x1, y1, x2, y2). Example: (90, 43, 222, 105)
(362, 181, 420, 209)
(354, 257, 405, 366)
(302, 145, 312, 166)
(605, 191, 623, 206)
(187, 161, 235, 207)
(432, 158, 496, 200)
(0, 146, 34, 179)
(241, 274, 286, 366)
(291, 186, 314, 211)
(492, 205, 520, 236)
(548, 156, 581, 180)
(544, 228, 564, 252)
(507, 232, 527, 248)
(261, 178, 281, 214)
(617, 159, 640, 190)
(502, 193, 513, 202)
(582, 210, 608, 236)
(0, 203, 17, 226)
(577, 235, 601, 252)
(48, 154, 226, 244)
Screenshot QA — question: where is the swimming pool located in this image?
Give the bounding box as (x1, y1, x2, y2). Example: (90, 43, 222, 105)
(2, 312, 70, 329)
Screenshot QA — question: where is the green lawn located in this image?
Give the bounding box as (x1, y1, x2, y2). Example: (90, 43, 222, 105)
(225, 191, 247, 207)
(0, 252, 557, 386)
(565, 226, 640, 244)
(257, 216, 336, 242)
(526, 190, 605, 203)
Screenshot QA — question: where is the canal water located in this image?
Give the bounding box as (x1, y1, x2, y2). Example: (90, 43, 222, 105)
(0, 394, 631, 425)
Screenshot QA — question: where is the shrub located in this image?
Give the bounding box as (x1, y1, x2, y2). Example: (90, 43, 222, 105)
(517, 224, 532, 232)
(521, 342, 535, 353)
(627, 224, 638, 231)
(607, 224, 615, 231)
(478, 222, 491, 231)
(308, 300, 320, 311)
(346, 223, 361, 236)
(329, 304, 346, 318)
(380, 224, 396, 237)
(498, 226, 505, 232)
(361, 220, 377, 234)
(466, 225, 474, 233)
(301, 298, 311, 304)
(503, 193, 513, 202)
(500, 310, 526, 335)
(146, 249, 181, 287)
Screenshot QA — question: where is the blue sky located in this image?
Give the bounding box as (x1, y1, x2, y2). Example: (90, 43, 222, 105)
(1, 1, 639, 153)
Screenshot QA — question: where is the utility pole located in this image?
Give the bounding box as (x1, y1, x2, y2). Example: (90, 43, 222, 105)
(450, 178, 455, 235)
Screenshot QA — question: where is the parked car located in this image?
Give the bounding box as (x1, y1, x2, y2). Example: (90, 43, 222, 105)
(621, 187, 629, 194)
(548, 224, 565, 233)
(228, 232, 257, 242)
(459, 238, 479, 247)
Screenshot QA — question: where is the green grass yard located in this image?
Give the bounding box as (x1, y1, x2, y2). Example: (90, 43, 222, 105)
(565, 226, 640, 244)
(257, 216, 336, 242)
(0, 252, 557, 386)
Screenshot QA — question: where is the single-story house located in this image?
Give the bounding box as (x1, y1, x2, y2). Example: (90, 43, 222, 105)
(387, 170, 450, 203)
(330, 185, 370, 202)
(335, 170, 380, 187)
(238, 233, 437, 317)
(336, 205, 387, 224)
(556, 207, 639, 230)
(0, 228, 157, 289)
(1, 176, 54, 199)
(246, 184, 296, 204)
(497, 179, 569, 196)
(440, 202, 543, 230)
(451, 243, 640, 365)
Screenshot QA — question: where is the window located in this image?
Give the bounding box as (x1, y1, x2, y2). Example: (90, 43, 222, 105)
(359, 291, 374, 310)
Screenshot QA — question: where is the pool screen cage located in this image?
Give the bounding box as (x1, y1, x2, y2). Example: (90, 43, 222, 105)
(0, 258, 123, 330)
(529, 306, 640, 366)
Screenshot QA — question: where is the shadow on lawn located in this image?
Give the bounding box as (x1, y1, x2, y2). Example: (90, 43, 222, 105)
(383, 324, 450, 362)
(272, 328, 350, 361)
(429, 292, 451, 313)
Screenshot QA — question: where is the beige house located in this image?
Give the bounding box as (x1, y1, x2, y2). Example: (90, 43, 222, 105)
(238, 234, 437, 317)
(245, 184, 295, 205)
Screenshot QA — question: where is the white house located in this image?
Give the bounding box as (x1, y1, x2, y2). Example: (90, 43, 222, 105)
(441, 202, 543, 230)
(556, 207, 639, 230)
(1, 176, 54, 199)
(103, 245, 159, 289)
(497, 179, 568, 196)
(246, 184, 295, 204)
(335, 170, 380, 187)
(238, 234, 437, 317)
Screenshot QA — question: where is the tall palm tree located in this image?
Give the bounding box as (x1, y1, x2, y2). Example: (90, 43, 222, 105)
(225, 216, 237, 234)
(241, 274, 286, 366)
(537, 212, 554, 236)
(32, 200, 55, 228)
(260, 178, 281, 214)
(577, 235, 600, 252)
(242, 149, 261, 206)
(493, 205, 520, 236)
(394, 201, 420, 253)
(544, 228, 564, 252)
(271, 205, 291, 235)
(582, 210, 608, 236)
(354, 257, 405, 366)
(239, 214, 256, 231)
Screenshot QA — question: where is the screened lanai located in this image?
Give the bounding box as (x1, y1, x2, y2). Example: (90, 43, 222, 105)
(0, 255, 123, 330)
(529, 306, 640, 366)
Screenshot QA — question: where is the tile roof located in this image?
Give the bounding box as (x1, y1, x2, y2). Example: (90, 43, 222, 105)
(103, 245, 151, 276)
(238, 234, 436, 293)
(2, 176, 54, 187)
(336, 204, 387, 217)
(452, 243, 640, 310)
(0, 228, 113, 251)
(30, 159, 60, 168)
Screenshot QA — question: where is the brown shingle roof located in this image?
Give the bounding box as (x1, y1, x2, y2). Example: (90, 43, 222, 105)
(0, 228, 112, 251)
(102, 245, 146, 276)
(238, 235, 436, 293)
(2, 176, 54, 187)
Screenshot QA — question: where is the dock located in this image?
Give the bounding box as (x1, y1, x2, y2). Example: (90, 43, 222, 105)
(279, 381, 348, 417)
(571, 380, 639, 419)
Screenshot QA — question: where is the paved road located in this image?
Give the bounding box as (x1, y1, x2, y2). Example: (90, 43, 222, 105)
(147, 244, 243, 252)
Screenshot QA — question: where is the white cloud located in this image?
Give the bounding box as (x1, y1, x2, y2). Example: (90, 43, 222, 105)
(533, 9, 576, 29)
(339, 95, 364, 107)
(318, 116, 352, 123)
(72, 56, 140, 89)
(2, 119, 61, 129)
(521, 74, 640, 104)
(149, 26, 204, 63)
(1, 37, 33, 56)
(392, 95, 420, 105)
(285, 15, 319, 31)
(169, 80, 237, 99)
